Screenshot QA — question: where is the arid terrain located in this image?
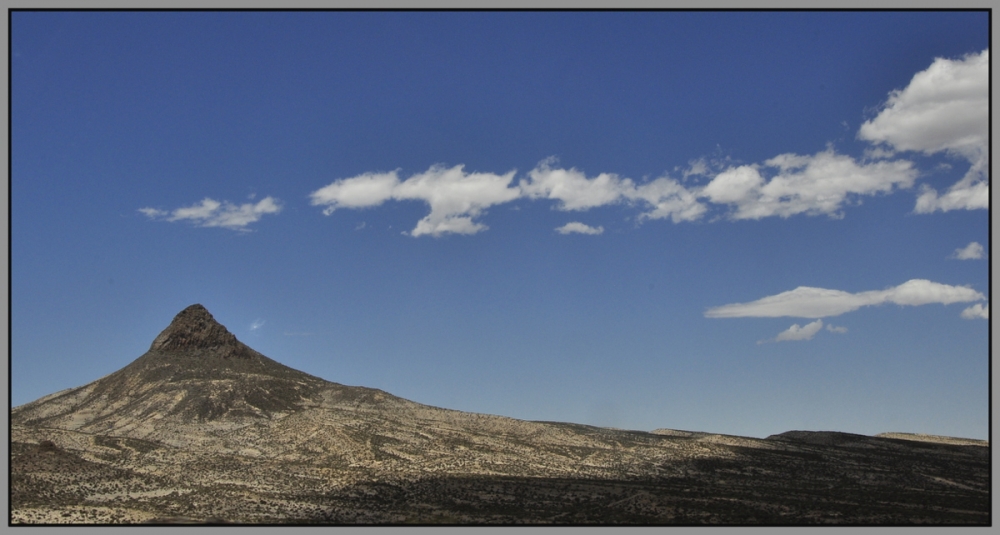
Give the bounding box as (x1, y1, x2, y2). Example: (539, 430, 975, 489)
(11, 305, 990, 525)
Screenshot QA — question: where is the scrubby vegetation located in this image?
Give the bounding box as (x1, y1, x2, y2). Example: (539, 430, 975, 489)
(11, 304, 989, 525)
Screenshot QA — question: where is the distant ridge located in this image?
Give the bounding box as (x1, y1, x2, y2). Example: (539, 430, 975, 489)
(768, 430, 987, 447)
(875, 432, 988, 447)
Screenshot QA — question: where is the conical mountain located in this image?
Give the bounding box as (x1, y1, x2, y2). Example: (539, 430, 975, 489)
(13, 304, 651, 463)
(11, 304, 340, 437)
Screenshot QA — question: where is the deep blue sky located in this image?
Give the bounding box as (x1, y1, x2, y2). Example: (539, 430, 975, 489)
(11, 11, 990, 439)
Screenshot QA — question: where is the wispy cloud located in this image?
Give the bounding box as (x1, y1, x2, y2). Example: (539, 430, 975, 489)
(629, 177, 708, 223)
(858, 49, 989, 213)
(520, 158, 707, 223)
(555, 222, 604, 235)
(706, 279, 985, 319)
(700, 149, 917, 220)
(825, 324, 848, 334)
(759, 319, 825, 344)
(139, 196, 282, 231)
(303, 52, 987, 237)
(138, 207, 168, 218)
(308, 150, 916, 235)
(310, 152, 915, 234)
(960, 303, 989, 320)
(951, 242, 985, 260)
(250, 319, 265, 331)
(310, 165, 521, 237)
(681, 157, 711, 179)
(311, 160, 710, 237)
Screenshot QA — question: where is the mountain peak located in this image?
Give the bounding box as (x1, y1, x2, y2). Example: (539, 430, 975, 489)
(149, 304, 253, 359)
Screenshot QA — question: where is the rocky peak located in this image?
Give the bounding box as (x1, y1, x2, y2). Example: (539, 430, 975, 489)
(149, 304, 254, 359)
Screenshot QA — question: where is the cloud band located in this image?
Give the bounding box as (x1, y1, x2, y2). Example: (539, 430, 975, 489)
(706, 279, 985, 319)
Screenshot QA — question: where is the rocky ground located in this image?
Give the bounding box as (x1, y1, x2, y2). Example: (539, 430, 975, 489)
(11, 423, 989, 525)
(11, 304, 990, 525)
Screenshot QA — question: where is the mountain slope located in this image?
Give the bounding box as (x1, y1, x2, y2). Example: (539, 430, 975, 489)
(12, 305, 701, 468)
(13, 305, 342, 441)
(11, 304, 990, 525)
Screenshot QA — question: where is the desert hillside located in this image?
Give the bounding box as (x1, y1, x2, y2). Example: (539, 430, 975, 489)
(12, 305, 989, 525)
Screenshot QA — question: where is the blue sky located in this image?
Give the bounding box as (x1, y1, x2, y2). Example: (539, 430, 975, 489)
(11, 11, 990, 440)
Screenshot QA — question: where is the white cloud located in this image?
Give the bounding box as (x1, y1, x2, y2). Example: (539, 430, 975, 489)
(825, 324, 848, 334)
(313, 153, 912, 229)
(394, 165, 521, 237)
(772, 319, 824, 342)
(951, 241, 985, 260)
(859, 49, 987, 157)
(914, 176, 989, 214)
(312, 56, 985, 238)
(521, 159, 707, 223)
(705, 279, 985, 319)
(628, 177, 707, 223)
(555, 222, 604, 235)
(300, 54, 990, 235)
(700, 149, 917, 220)
(520, 158, 634, 211)
(862, 146, 896, 160)
(701, 165, 763, 204)
(960, 303, 989, 320)
(310, 165, 521, 237)
(311, 160, 708, 236)
(250, 319, 265, 331)
(884, 279, 985, 307)
(206, 197, 282, 229)
(682, 158, 710, 178)
(171, 198, 221, 221)
(858, 49, 989, 213)
(309, 171, 400, 214)
(137, 207, 167, 218)
(139, 196, 282, 231)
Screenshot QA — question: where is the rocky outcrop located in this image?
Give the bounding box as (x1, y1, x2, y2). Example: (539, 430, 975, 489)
(148, 304, 254, 360)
